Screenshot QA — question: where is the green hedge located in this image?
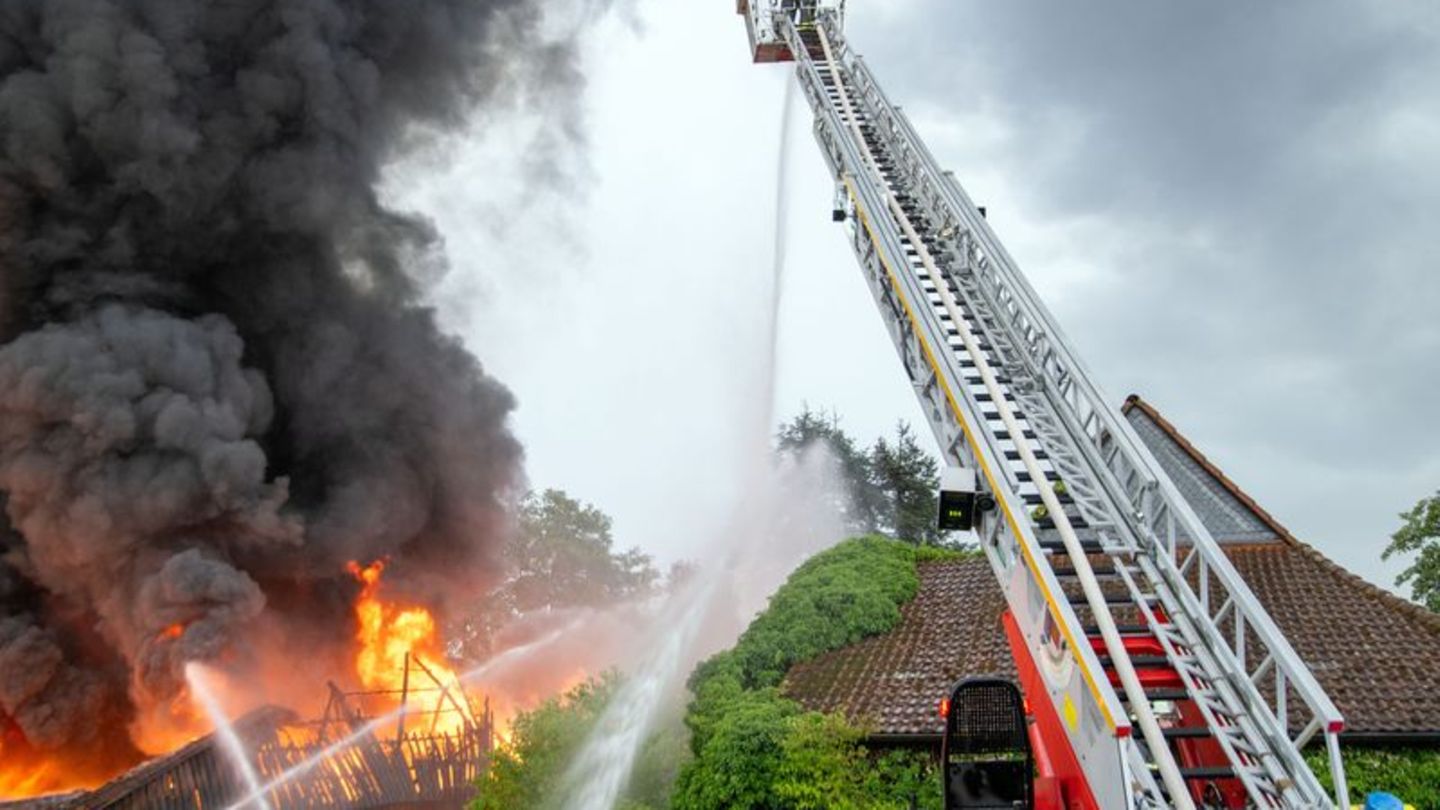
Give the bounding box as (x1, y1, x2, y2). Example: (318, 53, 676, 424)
(472, 673, 687, 810)
(674, 536, 962, 809)
(1305, 745, 1440, 808)
(474, 675, 619, 810)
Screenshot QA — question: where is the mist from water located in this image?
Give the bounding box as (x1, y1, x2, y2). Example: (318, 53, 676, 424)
(221, 623, 578, 810)
(552, 579, 716, 810)
(549, 75, 827, 810)
(186, 663, 272, 810)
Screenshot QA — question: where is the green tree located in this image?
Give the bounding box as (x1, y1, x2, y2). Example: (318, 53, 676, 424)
(773, 712, 874, 809)
(674, 538, 961, 810)
(674, 691, 798, 809)
(869, 422, 940, 544)
(473, 672, 687, 810)
(459, 489, 659, 661)
(624, 718, 692, 809)
(509, 489, 658, 609)
(474, 675, 618, 810)
(1383, 490, 1440, 611)
(776, 407, 884, 534)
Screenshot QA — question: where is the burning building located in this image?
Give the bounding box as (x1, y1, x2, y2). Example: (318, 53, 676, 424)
(0, 0, 588, 798)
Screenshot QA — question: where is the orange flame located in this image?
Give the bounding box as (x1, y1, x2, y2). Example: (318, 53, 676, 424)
(347, 560, 469, 737)
(0, 723, 111, 800)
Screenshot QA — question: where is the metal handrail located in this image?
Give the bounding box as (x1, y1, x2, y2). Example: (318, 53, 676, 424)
(804, 9, 1349, 807)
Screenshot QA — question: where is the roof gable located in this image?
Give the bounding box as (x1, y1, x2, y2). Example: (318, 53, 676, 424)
(784, 396, 1440, 741)
(1123, 395, 1282, 544)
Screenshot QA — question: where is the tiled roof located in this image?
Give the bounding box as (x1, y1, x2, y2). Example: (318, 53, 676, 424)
(784, 397, 1440, 741)
(784, 556, 1011, 737)
(1124, 397, 1280, 544)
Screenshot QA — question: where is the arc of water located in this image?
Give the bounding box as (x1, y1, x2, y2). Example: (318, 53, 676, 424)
(221, 622, 577, 810)
(553, 579, 716, 810)
(186, 663, 274, 810)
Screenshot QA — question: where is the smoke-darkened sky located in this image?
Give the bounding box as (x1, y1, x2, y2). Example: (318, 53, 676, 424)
(399, 0, 1438, 595)
(0, 0, 595, 767)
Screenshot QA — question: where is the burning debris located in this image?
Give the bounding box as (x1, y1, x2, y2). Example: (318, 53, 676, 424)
(347, 559, 471, 739)
(0, 0, 590, 796)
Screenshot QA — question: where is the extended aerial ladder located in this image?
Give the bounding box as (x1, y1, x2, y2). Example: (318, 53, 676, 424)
(736, 3, 1350, 808)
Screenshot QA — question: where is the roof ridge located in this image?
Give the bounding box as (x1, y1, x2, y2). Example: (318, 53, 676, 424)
(1122, 394, 1298, 545)
(1122, 394, 1440, 633)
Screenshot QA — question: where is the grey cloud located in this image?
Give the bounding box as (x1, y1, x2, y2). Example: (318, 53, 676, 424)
(844, 1, 1440, 578)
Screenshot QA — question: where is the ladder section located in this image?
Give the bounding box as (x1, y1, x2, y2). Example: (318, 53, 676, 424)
(780, 9, 1347, 808)
(796, 20, 1184, 808)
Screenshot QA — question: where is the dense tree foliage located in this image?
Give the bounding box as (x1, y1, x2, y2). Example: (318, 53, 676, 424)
(1383, 490, 1440, 612)
(776, 408, 886, 534)
(776, 409, 943, 545)
(474, 676, 617, 810)
(460, 489, 660, 660)
(1306, 745, 1440, 807)
(870, 422, 941, 545)
(508, 489, 659, 609)
(472, 673, 687, 810)
(674, 537, 959, 809)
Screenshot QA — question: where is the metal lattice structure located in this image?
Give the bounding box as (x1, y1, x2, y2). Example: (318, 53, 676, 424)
(740, 3, 1350, 807)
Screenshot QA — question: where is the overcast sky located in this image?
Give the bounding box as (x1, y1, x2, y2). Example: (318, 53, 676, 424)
(393, 1, 1439, 596)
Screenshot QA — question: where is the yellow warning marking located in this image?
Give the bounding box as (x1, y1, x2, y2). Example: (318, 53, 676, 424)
(841, 174, 1120, 733)
(1063, 693, 1080, 733)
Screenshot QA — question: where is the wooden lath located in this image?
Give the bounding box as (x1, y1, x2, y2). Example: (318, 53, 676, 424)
(67, 662, 496, 810)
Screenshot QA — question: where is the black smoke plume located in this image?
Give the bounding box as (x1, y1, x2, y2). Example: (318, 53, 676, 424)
(0, 0, 580, 765)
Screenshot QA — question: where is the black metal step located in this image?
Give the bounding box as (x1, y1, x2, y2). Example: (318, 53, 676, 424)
(1098, 655, 1170, 669)
(1122, 688, 1190, 702)
(1162, 727, 1212, 739)
(1051, 566, 1116, 579)
(1021, 489, 1075, 505)
(1062, 587, 1140, 605)
(1083, 624, 1155, 636)
(1035, 516, 1089, 530)
(1180, 766, 1234, 780)
(1039, 538, 1103, 553)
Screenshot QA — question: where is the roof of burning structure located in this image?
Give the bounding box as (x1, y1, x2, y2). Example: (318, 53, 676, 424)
(0, 708, 295, 810)
(783, 396, 1440, 743)
(82, 707, 295, 810)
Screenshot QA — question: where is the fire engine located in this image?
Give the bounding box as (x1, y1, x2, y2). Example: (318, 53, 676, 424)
(736, 3, 1350, 807)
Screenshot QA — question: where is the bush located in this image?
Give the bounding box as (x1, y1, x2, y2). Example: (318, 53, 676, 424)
(472, 673, 687, 810)
(675, 537, 955, 809)
(1306, 745, 1440, 808)
(473, 676, 618, 810)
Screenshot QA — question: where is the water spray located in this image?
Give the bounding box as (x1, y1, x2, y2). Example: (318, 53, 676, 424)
(220, 622, 578, 810)
(186, 664, 273, 810)
(549, 74, 805, 810)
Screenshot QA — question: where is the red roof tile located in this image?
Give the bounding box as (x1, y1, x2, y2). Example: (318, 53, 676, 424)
(784, 398, 1440, 741)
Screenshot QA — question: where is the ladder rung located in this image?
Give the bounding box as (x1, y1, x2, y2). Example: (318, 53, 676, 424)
(1020, 492, 1074, 507)
(974, 376, 1020, 388)
(1122, 688, 1190, 702)
(1162, 726, 1212, 739)
(1000, 447, 1044, 460)
(1051, 566, 1116, 579)
(1035, 516, 1089, 531)
(1084, 624, 1156, 636)
(1039, 538, 1103, 553)
(1179, 766, 1234, 780)
(1098, 655, 1170, 668)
